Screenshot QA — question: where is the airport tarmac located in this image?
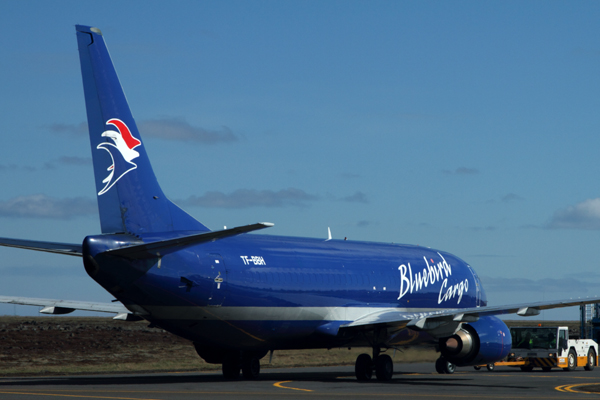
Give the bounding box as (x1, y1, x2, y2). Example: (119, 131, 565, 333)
(0, 363, 599, 399)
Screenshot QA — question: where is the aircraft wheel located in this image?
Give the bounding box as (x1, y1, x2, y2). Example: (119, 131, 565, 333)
(435, 357, 455, 374)
(486, 363, 495, 371)
(355, 353, 373, 381)
(375, 354, 393, 381)
(242, 356, 260, 379)
(564, 349, 577, 371)
(584, 348, 596, 371)
(222, 354, 240, 380)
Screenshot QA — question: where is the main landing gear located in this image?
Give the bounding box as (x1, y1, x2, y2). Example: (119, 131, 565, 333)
(354, 349, 394, 381)
(222, 352, 263, 380)
(435, 357, 456, 374)
(193, 343, 267, 380)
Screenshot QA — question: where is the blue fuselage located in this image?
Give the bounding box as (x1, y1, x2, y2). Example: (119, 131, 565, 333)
(84, 233, 487, 351)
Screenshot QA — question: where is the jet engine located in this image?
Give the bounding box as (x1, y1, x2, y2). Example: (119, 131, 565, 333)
(439, 315, 511, 366)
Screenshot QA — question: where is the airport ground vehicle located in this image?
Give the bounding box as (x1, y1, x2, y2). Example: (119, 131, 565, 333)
(507, 326, 598, 371)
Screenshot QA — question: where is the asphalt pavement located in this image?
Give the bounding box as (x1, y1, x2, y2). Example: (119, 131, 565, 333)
(0, 363, 598, 399)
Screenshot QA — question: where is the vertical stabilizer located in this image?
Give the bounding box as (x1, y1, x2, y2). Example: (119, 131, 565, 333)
(76, 25, 209, 234)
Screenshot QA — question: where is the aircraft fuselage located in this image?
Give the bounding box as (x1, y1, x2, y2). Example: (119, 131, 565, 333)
(84, 233, 485, 351)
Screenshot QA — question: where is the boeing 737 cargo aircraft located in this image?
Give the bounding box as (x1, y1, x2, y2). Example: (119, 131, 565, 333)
(0, 25, 598, 381)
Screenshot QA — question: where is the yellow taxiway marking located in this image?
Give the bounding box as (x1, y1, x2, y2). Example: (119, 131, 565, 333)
(0, 392, 159, 400)
(556, 382, 600, 394)
(273, 380, 313, 392)
(0, 389, 587, 399)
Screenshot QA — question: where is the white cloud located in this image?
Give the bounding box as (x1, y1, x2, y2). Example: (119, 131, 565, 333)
(44, 156, 92, 170)
(46, 122, 88, 136)
(138, 118, 237, 144)
(501, 193, 524, 203)
(341, 191, 369, 204)
(179, 188, 318, 208)
(357, 220, 377, 228)
(47, 118, 238, 144)
(0, 164, 35, 172)
(442, 167, 479, 175)
(546, 198, 600, 230)
(0, 194, 96, 219)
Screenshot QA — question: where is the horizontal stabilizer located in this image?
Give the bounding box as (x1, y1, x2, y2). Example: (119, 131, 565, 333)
(105, 222, 274, 259)
(0, 296, 128, 314)
(0, 237, 82, 257)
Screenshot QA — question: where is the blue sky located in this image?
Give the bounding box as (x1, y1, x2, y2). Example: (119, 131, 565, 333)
(0, 1, 600, 320)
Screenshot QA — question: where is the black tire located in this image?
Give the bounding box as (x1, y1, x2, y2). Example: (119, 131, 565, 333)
(520, 366, 533, 372)
(222, 355, 240, 380)
(564, 348, 577, 371)
(542, 366, 552, 372)
(473, 366, 481, 370)
(355, 353, 373, 381)
(375, 354, 394, 381)
(435, 357, 446, 374)
(584, 348, 596, 371)
(435, 357, 455, 374)
(242, 356, 260, 379)
(486, 363, 495, 371)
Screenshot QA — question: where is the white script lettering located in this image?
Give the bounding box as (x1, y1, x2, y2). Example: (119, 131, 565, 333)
(438, 278, 469, 304)
(397, 253, 468, 304)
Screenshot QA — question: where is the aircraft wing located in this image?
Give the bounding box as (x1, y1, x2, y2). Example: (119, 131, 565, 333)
(340, 295, 600, 333)
(0, 237, 82, 257)
(0, 296, 132, 318)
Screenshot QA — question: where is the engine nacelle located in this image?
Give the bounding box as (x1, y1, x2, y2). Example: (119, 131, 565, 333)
(439, 315, 511, 366)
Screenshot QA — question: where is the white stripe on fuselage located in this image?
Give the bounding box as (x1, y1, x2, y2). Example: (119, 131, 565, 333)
(136, 305, 453, 322)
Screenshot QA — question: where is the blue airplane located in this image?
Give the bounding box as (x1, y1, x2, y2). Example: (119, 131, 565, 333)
(0, 25, 598, 381)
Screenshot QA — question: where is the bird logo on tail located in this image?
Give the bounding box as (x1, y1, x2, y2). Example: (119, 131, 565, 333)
(97, 118, 141, 195)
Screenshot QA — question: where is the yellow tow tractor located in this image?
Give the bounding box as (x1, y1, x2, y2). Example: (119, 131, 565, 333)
(475, 326, 598, 371)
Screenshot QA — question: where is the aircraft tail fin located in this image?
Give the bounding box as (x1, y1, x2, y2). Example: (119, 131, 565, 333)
(75, 25, 209, 234)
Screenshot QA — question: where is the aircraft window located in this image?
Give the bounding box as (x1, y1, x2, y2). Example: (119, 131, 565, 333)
(559, 329, 567, 341)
